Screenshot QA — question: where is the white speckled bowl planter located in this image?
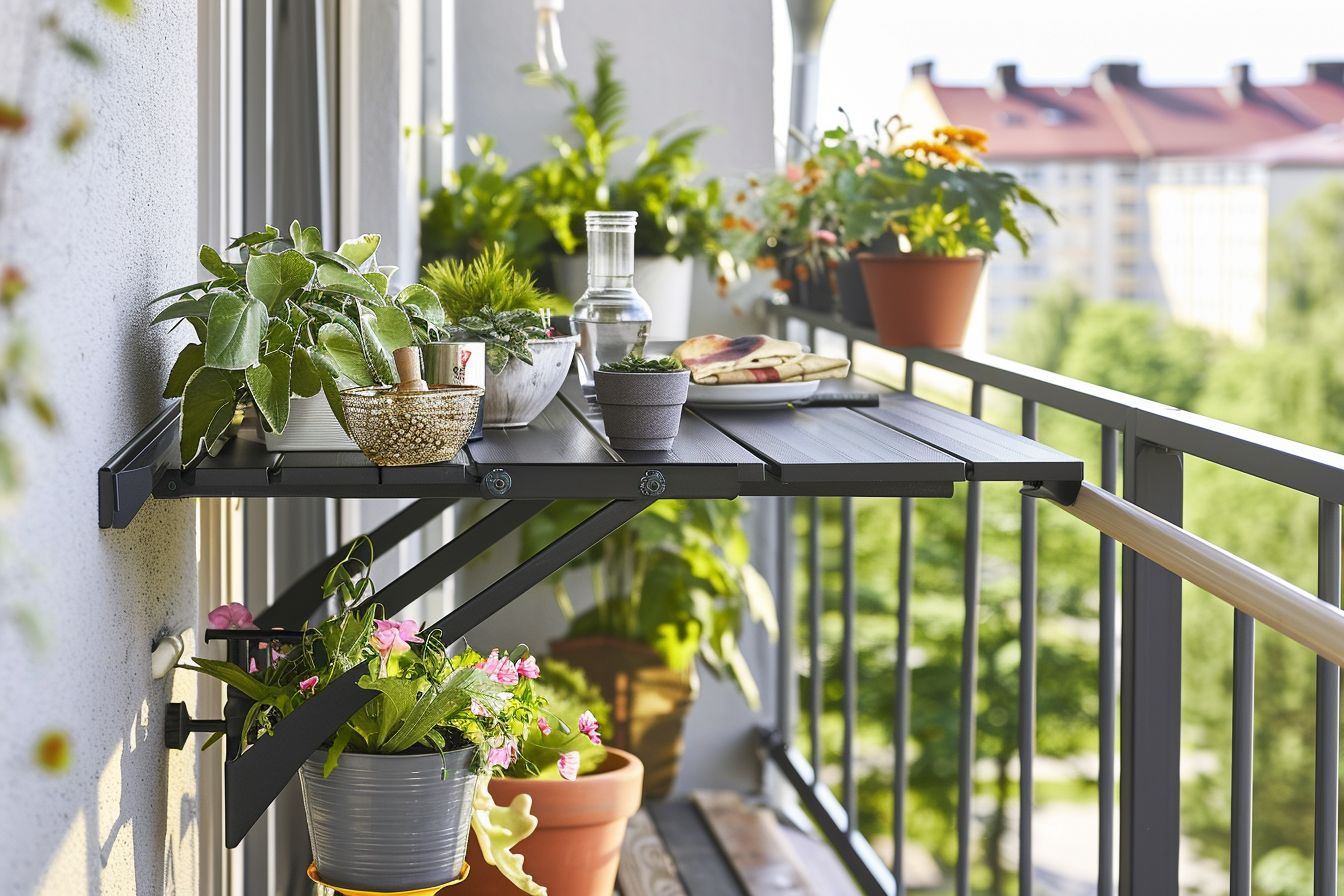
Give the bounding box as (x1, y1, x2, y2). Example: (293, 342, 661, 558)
(483, 336, 577, 428)
(593, 368, 691, 451)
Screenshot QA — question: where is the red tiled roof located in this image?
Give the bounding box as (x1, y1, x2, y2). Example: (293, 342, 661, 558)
(923, 67, 1344, 161)
(931, 85, 1137, 159)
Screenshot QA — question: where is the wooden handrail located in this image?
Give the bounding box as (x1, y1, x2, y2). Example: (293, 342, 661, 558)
(1044, 482, 1344, 667)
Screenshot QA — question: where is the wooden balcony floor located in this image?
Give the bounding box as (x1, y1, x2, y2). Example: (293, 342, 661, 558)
(617, 791, 861, 896)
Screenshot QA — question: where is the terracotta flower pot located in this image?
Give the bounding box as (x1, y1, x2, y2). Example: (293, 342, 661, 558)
(548, 637, 695, 799)
(857, 253, 986, 348)
(458, 748, 644, 896)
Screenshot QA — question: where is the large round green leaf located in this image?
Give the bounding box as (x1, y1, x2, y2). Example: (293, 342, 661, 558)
(336, 233, 381, 268)
(179, 367, 241, 464)
(246, 249, 316, 311)
(204, 292, 267, 370)
(317, 322, 375, 386)
(290, 346, 322, 398)
(163, 342, 205, 399)
(397, 283, 445, 328)
(316, 264, 382, 303)
(367, 305, 414, 352)
(245, 351, 293, 433)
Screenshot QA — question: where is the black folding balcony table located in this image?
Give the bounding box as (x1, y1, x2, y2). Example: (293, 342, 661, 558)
(98, 372, 1082, 847)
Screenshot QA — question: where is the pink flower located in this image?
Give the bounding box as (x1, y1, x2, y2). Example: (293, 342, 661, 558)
(248, 658, 258, 674)
(475, 649, 519, 685)
(370, 619, 423, 658)
(577, 710, 601, 745)
(556, 751, 579, 781)
(487, 736, 519, 770)
(208, 603, 257, 631)
(471, 699, 489, 717)
(299, 676, 318, 692)
(516, 656, 540, 680)
(855, 157, 880, 176)
(537, 717, 552, 736)
(813, 228, 838, 245)
(784, 164, 803, 183)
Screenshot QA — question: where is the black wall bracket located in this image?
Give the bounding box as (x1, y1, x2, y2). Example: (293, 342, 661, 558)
(98, 403, 179, 529)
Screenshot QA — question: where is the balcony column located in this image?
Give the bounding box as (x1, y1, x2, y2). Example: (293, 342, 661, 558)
(1119, 437, 1183, 894)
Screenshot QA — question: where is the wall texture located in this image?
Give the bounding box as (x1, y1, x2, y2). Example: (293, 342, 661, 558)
(0, 3, 201, 893)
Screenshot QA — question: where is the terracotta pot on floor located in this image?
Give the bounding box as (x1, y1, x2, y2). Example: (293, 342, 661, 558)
(458, 748, 644, 896)
(857, 253, 985, 348)
(548, 637, 695, 799)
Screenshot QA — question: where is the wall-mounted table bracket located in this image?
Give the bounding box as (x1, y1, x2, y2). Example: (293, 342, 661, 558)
(98, 403, 179, 529)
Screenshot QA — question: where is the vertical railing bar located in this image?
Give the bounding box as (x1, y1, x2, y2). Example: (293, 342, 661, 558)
(1019, 399, 1038, 896)
(1230, 610, 1254, 896)
(1099, 426, 1118, 896)
(893, 355, 916, 893)
(776, 496, 796, 742)
(893, 494, 913, 891)
(809, 497, 823, 777)
(956, 382, 984, 896)
(842, 496, 858, 830)
(1315, 499, 1340, 896)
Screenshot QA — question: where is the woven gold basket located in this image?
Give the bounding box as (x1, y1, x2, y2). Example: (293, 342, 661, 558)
(340, 384, 483, 467)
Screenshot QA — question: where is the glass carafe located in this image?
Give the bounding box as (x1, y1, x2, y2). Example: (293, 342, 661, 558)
(572, 211, 652, 392)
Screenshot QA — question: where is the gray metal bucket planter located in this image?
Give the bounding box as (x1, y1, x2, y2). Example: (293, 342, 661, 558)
(594, 368, 691, 451)
(299, 746, 477, 892)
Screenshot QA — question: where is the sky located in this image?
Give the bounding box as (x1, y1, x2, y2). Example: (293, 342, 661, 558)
(811, 0, 1344, 133)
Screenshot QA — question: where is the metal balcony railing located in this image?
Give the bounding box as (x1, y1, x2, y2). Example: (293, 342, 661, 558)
(760, 304, 1344, 896)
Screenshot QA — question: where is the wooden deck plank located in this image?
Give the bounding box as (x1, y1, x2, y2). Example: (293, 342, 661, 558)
(690, 791, 818, 896)
(646, 801, 745, 896)
(617, 809, 689, 896)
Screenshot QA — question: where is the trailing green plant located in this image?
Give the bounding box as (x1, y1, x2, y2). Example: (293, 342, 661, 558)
(598, 353, 683, 373)
(419, 131, 552, 273)
(520, 499, 777, 708)
(153, 221, 450, 463)
(448, 307, 555, 375)
(422, 243, 558, 323)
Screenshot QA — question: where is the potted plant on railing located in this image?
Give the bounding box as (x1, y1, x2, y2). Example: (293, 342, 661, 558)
(153, 221, 450, 461)
(521, 498, 776, 798)
(846, 121, 1056, 347)
(422, 245, 576, 428)
(460, 660, 644, 896)
(721, 128, 863, 317)
(593, 353, 690, 451)
(185, 541, 558, 894)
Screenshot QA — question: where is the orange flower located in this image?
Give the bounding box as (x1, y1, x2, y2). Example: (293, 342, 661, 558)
(772, 278, 794, 291)
(720, 213, 738, 231)
(936, 124, 989, 152)
(793, 264, 811, 283)
(717, 274, 730, 297)
(35, 731, 71, 774)
(753, 256, 778, 270)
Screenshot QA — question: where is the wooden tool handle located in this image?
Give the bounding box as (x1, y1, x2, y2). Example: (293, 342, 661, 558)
(393, 346, 428, 393)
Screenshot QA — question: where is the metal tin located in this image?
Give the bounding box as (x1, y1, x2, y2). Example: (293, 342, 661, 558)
(423, 342, 486, 440)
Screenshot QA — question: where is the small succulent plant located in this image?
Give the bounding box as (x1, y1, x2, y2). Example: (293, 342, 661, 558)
(598, 353, 684, 373)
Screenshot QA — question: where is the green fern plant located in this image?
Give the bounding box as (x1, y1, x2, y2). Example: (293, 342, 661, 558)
(421, 243, 557, 323)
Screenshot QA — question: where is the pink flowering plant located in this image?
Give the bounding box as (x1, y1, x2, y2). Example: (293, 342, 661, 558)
(184, 538, 577, 779)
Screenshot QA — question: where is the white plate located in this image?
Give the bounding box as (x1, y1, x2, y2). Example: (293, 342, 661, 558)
(687, 379, 820, 409)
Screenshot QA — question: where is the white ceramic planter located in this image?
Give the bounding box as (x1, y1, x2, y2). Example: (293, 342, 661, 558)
(484, 336, 576, 428)
(258, 394, 359, 452)
(553, 254, 694, 339)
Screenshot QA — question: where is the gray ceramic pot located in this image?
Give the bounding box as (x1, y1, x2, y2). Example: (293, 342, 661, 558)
(485, 336, 577, 427)
(299, 746, 477, 892)
(593, 368, 691, 451)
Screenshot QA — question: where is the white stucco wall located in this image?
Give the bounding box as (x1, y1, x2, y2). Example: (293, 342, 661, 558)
(449, 0, 783, 795)
(0, 3, 200, 894)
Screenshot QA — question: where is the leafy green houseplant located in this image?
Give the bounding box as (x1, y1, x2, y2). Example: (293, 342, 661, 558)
(524, 498, 776, 797)
(154, 221, 448, 463)
(186, 540, 604, 895)
(593, 353, 690, 451)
